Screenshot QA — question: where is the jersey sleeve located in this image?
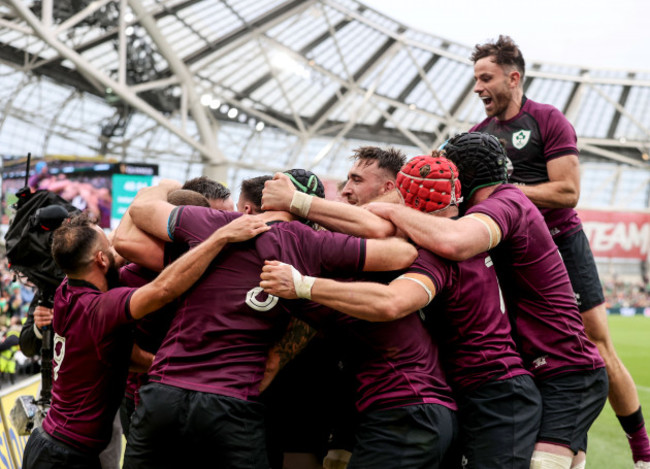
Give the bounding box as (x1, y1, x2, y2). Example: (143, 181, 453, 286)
(89, 287, 137, 345)
(536, 105, 579, 161)
(273, 223, 366, 276)
(466, 187, 522, 242)
(406, 248, 447, 294)
(304, 228, 366, 274)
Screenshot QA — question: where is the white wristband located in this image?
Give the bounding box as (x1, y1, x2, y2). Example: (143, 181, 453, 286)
(290, 265, 316, 299)
(397, 275, 433, 305)
(290, 191, 313, 219)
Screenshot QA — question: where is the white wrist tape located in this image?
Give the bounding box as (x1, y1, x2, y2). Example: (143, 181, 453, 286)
(397, 275, 433, 305)
(290, 191, 313, 218)
(291, 265, 316, 299)
(530, 451, 572, 469)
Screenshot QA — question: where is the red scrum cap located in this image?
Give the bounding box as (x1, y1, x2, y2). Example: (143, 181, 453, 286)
(396, 155, 462, 213)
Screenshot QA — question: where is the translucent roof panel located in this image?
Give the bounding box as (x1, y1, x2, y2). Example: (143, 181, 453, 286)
(537, 63, 583, 77)
(267, 4, 348, 53)
(526, 78, 574, 113)
(611, 169, 650, 209)
(573, 84, 623, 138)
(615, 85, 650, 141)
(0, 0, 648, 209)
(579, 164, 618, 208)
(408, 57, 473, 115)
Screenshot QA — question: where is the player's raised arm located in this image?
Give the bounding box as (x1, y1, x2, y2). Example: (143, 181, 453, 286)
(260, 260, 433, 322)
(262, 172, 396, 238)
(129, 179, 182, 241)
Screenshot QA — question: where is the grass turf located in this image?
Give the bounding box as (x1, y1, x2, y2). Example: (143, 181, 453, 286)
(587, 315, 650, 468)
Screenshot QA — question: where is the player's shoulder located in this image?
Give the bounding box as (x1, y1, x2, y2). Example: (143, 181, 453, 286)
(268, 220, 317, 236)
(119, 263, 157, 287)
(469, 117, 491, 132)
(523, 98, 564, 118)
(176, 205, 238, 222)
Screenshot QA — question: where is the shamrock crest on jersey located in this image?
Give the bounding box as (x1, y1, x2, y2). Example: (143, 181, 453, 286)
(512, 129, 531, 149)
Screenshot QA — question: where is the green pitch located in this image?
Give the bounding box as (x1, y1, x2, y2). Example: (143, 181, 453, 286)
(587, 315, 650, 468)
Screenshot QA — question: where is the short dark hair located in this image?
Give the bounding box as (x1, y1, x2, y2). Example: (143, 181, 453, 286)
(471, 35, 525, 81)
(182, 176, 231, 201)
(167, 189, 210, 207)
(51, 213, 100, 276)
(351, 146, 406, 180)
(240, 175, 272, 213)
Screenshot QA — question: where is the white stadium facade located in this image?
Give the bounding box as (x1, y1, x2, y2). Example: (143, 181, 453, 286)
(1, 0, 649, 279)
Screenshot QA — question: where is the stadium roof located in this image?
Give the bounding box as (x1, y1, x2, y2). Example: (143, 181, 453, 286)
(1, 0, 649, 206)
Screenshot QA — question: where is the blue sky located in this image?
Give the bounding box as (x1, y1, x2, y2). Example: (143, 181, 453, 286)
(370, 0, 650, 71)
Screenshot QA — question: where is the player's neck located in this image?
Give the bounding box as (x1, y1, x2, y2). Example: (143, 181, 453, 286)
(469, 185, 500, 206)
(499, 90, 524, 122)
(75, 268, 109, 293)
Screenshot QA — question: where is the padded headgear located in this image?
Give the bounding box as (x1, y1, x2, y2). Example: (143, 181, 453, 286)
(284, 168, 325, 199)
(441, 132, 509, 200)
(396, 155, 462, 213)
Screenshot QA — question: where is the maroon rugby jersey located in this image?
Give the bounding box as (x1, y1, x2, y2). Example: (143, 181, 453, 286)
(408, 248, 529, 392)
(148, 206, 366, 401)
(467, 185, 604, 379)
(297, 301, 457, 414)
(471, 96, 581, 238)
(43, 279, 136, 452)
(119, 263, 176, 406)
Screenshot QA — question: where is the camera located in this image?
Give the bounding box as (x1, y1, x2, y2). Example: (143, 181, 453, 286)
(4, 168, 76, 435)
(10, 395, 49, 436)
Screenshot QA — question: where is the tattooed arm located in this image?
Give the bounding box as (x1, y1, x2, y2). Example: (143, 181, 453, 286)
(259, 316, 317, 392)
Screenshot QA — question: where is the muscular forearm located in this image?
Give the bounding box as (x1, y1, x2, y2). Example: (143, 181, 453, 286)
(517, 182, 579, 209)
(129, 344, 154, 373)
(262, 173, 395, 238)
(311, 278, 409, 322)
(260, 262, 432, 321)
(274, 317, 316, 368)
(261, 316, 317, 392)
(307, 198, 396, 238)
(363, 237, 418, 271)
(113, 210, 165, 271)
(386, 206, 488, 261)
(129, 179, 181, 239)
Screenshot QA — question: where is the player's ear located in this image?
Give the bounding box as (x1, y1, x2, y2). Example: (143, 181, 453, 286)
(94, 250, 108, 271)
(384, 179, 396, 192)
(508, 69, 521, 88)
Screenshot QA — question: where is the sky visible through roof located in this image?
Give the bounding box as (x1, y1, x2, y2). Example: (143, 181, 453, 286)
(370, 0, 650, 71)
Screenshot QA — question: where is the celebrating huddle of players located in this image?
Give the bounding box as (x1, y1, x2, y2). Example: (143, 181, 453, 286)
(21, 35, 650, 469)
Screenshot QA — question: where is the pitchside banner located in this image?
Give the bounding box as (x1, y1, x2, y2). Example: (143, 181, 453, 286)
(578, 209, 650, 260)
(0, 375, 41, 469)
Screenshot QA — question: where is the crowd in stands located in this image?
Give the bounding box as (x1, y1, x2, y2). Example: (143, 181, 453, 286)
(0, 257, 39, 385)
(602, 277, 650, 310)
